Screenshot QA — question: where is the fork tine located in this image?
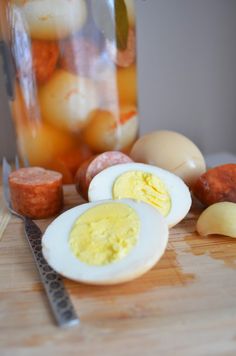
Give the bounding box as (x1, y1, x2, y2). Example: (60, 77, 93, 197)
(14, 154, 30, 169)
(23, 156, 29, 168)
(2, 157, 12, 181)
(15, 155, 20, 170)
(2, 157, 12, 207)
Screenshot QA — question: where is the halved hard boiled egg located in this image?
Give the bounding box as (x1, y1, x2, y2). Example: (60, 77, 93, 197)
(42, 199, 168, 285)
(88, 163, 192, 228)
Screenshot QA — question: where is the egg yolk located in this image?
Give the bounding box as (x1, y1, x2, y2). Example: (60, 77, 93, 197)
(113, 171, 171, 216)
(69, 202, 140, 266)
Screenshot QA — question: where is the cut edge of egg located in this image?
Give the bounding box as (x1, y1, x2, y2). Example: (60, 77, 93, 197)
(88, 163, 192, 228)
(42, 198, 169, 285)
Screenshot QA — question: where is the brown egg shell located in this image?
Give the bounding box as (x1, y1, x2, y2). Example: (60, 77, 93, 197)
(130, 130, 206, 187)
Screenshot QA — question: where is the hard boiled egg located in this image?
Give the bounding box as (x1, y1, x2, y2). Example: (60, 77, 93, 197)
(88, 163, 192, 228)
(11, 0, 87, 40)
(130, 130, 206, 187)
(17, 122, 76, 167)
(82, 106, 138, 152)
(42, 199, 168, 285)
(39, 69, 99, 133)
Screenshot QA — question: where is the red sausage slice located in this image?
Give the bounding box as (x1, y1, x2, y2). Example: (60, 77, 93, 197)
(9, 167, 63, 219)
(32, 39, 59, 84)
(193, 163, 236, 206)
(75, 151, 133, 200)
(16, 36, 59, 84)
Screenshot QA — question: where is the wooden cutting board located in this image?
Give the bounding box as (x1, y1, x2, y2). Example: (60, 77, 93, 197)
(0, 185, 236, 356)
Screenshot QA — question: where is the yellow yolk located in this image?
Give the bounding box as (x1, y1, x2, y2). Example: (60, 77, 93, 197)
(113, 171, 171, 217)
(69, 202, 140, 266)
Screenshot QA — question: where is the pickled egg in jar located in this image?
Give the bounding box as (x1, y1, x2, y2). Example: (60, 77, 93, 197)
(0, 0, 139, 183)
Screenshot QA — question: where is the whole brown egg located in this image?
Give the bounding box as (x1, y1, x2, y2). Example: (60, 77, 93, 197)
(130, 130, 206, 187)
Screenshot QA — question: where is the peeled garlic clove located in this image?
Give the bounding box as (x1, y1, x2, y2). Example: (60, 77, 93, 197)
(196, 202, 236, 238)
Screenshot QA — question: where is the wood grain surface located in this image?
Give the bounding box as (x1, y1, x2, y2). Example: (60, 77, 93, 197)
(0, 185, 236, 356)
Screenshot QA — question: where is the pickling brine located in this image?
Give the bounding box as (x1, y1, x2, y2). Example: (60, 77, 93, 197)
(0, 0, 138, 183)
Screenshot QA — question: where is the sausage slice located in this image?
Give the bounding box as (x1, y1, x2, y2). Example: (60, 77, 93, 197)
(193, 163, 236, 206)
(9, 167, 63, 219)
(75, 151, 132, 200)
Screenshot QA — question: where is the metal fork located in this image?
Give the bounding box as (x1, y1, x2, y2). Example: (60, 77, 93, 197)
(2, 157, 80, 328)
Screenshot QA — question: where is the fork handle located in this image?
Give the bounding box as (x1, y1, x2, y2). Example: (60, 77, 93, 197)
(24, 217, 80, 328)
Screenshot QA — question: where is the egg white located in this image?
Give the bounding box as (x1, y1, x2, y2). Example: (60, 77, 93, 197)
(42, 199, 168, 285)
(88, 163, 192, 228)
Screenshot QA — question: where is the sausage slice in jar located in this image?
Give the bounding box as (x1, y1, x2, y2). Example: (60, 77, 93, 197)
(106, 28, 136, 68)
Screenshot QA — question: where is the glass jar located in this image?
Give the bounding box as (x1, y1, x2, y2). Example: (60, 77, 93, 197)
(0, 0, 138, 183)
